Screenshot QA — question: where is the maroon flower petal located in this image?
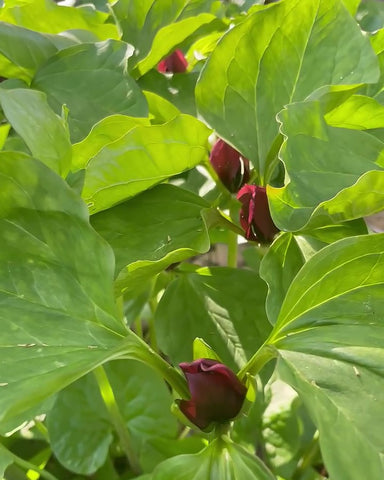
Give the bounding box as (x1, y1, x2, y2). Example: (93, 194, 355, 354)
(209, 139, 250, 193)
(157, 50, 188, 73)
(237, 185, 279, 243)
(179, 359, 247, 430)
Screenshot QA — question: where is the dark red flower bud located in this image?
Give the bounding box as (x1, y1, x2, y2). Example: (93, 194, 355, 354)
(157, 50, 188, 74)
(178, 358, 247, 430)
(237, 184, 279, 243)
(209, 139, 250, 193)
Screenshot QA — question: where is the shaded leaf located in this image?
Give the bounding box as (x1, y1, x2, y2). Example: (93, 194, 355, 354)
(91, 184, 210, 296)
(0, 154, 134, 427)
(155, 267, 271, 370)
(47, 360, 177, 475)
(0, 22, 57, 81)
(260, 233, 304, 325)
(33, 40, 148, 142)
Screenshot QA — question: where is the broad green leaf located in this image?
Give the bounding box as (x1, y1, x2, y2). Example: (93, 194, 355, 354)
(133, 13, 224, 77)
(82, 114, 211, 214)
(0, 22, 57, 81)
(0, 154, 135, 427)
(91, 184, 210, 296)
(143, 90, 180, 124)
(325, 94, 384, 129)
(47, 360, 177, 475)
(196, 0, 379, 179)
(267, 234, 384, 480)
(32, 40, 148, 142)
(114, 0, 215, 68)
(260, 233, 304, 326)
(155, 267, 271, 370)
(151, 437, 276, 480)
(72, 115, 150, 171)
(139, 70, 199, 115)
(268, 101, 384, 231)
(0, 88, 71, 176)
(0, 0, 119, 40)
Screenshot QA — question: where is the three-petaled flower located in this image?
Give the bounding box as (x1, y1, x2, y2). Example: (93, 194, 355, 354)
(178, 358, 247, 430)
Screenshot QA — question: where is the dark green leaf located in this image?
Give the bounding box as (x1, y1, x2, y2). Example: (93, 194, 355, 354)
(0, 22, 57, 81)
(0, 154, 132, 427)
(91, 184, 210, 296)
(260, 233, 304, 325)
(155, 266, 271, 370)
(33, 40, 148, 142)
(47, 360, 177, 475)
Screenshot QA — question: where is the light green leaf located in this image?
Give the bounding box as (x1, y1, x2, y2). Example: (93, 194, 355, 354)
(0, 153, 134, 427)
(32, 40, 148, 142)
(196, 0, 379, 179)
(47, 360, 177, 475)
(0, 22, 57, 81)
(260, 233, 304, 326)
(82, 114, 211, 214)
(0, 88, 71, 176)
(0, 0, 119, 40)
(267, 234, 384, 480)
(268, 101, 384, 231)
(325, 94, 384, 129)
(151, 437, 276, 480)
(72, 115, 150, 171)
(0, 124, 10, 150)
(114, 0, 214, 68)
(143, 90, 180, 124)
(133, 13, 223, 77)
(91, 184, 210, 296)
(155, 266, 271, 370)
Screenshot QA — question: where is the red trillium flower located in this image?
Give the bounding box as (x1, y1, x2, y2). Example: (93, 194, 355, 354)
(157, 49, 188, 73)
(178, 358, 247, 430)
(209, 139, 250, 193)
(237, 184, 279, 243)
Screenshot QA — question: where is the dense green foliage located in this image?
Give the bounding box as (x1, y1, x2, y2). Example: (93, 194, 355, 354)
(1, 0, 384, 479)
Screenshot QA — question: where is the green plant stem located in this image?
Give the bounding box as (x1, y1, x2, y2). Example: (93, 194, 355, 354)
(227, 230, 238, 268)
(94, 365, 141, 475)
(148, 297, 159, 352)
(292, 431, 321, 480)
(0, 444, 58, 480)
(237, 344, 278, 381)
(120, 329, 190, 399)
